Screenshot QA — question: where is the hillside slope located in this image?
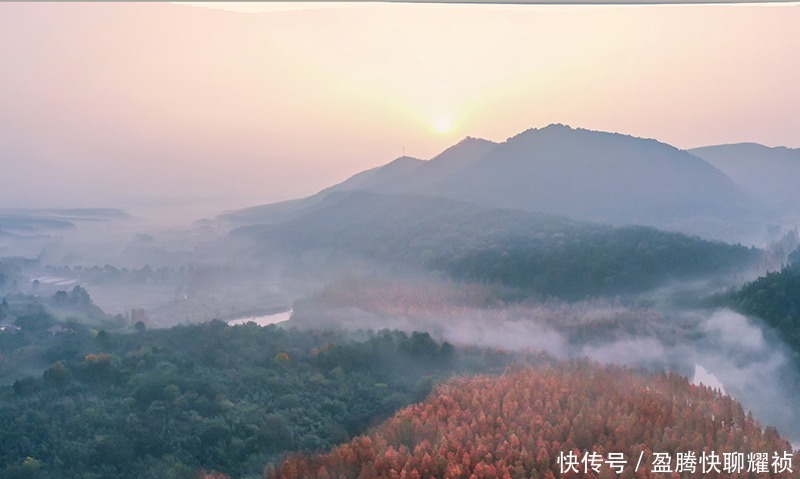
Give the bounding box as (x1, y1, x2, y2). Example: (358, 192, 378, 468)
(267, 364, 799, 479)
(223, 125, 765, 242)
(217, 157, 423, 226)
(690, 143, 800, 215)
(235, 191, 760, 299)
(403, 125, 760, 241)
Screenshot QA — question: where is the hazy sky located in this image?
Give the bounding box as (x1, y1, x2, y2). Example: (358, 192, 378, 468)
(1, 2, 798, 213)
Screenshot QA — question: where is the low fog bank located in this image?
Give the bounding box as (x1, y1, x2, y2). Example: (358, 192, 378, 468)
(694, 310, 800, 440)
(288, 276, 800, 444)
(0, 205, 218, 267)
(0, 203, 295, 326)
(4, 195, 794, 327)
(3, 203, 799, 443)
(1, 203, 444, 327)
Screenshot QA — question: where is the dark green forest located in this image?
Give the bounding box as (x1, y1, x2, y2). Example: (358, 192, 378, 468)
(0, 195, 785, 479)
(239, 192, 761, 300)
(434, 225, 757, 299)
(723, 257, 800, 358)
(0, 297, 526, 479)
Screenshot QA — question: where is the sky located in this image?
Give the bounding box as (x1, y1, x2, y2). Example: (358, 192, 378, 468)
(0, 2, 798, 214)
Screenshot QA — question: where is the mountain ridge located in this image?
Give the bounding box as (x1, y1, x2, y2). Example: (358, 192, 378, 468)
(690, 143, 800, 216)
(223, 124, 770, 243)
(233, 190, 760, 299)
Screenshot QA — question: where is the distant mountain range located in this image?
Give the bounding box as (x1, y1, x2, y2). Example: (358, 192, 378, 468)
(690, 143, 800, 216)
(0, 208, 131, 236)
(223, 124, 775, 243)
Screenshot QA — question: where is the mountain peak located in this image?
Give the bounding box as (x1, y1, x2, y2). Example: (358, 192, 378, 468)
(227, 125, 763, 243)
(542, 122, 573, 131)
(426, 136, 498, 168)
(454, 135, 492, 146)
(507, 123, 582, 143)
(694, 142, 797, 154)
(432, 136, 497, 159)
(505, 124, 678, 155)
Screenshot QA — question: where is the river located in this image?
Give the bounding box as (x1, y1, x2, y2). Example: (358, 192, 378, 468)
(227, 308, 293, 326)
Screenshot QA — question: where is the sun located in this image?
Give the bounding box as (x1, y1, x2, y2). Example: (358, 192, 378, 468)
(431, 117, 455, 135)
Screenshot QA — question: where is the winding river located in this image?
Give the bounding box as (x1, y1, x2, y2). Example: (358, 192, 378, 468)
(227, 308, 293, 327)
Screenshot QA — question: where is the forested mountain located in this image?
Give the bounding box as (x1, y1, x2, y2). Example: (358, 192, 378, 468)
(224, 125, 765, 242)
(321, 156, 425, 194)
(268, 363, 799, 479)
(235, 191, 760, 300)
(723, 260, 800, 356)
(415, 125, 757, 239)
(690, 143, 800, 215)
(4, 3, 799, 479)
(217, 139, 494, 227)
(378, 137, 499, 195)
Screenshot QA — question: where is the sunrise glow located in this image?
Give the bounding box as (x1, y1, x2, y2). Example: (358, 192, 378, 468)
(0, 2, 797, 209)
(431, 117, 456, 135)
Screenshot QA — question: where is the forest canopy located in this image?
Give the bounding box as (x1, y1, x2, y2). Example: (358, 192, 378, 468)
(0, 314, 531, 479)
(238, 192, 761, 300)
(268, 364, 800, 479)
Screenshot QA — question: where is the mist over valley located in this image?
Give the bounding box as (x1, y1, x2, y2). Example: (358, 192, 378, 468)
(4, 122, 800, 478)
(2, 2, 799, 477)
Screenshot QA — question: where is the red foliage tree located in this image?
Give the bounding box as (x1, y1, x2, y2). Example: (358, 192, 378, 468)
(265, 363, 800, 479)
